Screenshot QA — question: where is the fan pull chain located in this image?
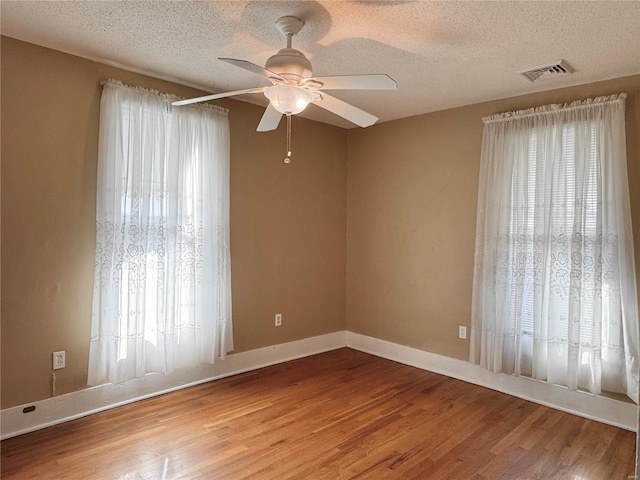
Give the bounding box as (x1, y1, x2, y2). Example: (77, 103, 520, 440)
(284, 114, 292, 164)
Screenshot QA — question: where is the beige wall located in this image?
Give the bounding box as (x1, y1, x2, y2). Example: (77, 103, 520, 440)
(0, 37, 347, 408)
(346, 75, 640, 361)
(3, 35, 638, 412)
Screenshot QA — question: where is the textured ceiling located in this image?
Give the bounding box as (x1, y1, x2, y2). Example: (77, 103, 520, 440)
(2, 1, 640, 129)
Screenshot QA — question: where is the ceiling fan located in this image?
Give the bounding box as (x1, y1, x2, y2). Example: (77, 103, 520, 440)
(172, 16, 397, 136)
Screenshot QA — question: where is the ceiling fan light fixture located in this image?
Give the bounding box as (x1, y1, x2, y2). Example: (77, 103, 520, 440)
(174, 14, 396, 133)
(264, 85, 314, 115)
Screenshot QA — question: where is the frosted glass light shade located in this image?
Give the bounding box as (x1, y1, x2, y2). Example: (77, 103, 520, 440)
(264, 85, 314, 115)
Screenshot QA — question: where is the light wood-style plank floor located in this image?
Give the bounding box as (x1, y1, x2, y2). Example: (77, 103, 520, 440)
(1, 348, 636, 479)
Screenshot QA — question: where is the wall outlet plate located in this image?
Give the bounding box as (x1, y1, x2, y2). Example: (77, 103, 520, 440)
(275, 314, 282, 327)
(458, 326, 467, 340)
(53, 351, 66, 370)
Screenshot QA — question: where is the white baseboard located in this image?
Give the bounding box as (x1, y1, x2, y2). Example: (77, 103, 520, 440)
(0, 331, 347, 440)
(3, 329, 636, 440)
(346, 331, 638, 431)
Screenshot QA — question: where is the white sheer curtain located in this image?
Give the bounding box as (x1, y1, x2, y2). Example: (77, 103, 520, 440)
(470, 94, 639, 402)
(88, 80, 233, 386)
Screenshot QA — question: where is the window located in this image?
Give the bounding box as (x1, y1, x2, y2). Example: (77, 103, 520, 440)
(509, 124, 598, 352)
(88, 80, 233, 385)
(470, 94, 639, 402)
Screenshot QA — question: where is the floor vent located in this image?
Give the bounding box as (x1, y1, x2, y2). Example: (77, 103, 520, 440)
(519, 60, 574, 82)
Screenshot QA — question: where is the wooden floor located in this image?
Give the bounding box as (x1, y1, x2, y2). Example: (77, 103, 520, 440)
(1, 348, 636, 479)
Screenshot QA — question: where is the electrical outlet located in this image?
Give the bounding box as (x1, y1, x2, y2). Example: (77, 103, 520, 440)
(53, 351, 65, 370)
(275, 314, 282, 327)
(458, 326, 467, 340)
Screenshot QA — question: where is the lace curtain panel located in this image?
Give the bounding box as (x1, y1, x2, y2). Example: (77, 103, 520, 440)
(470, 94, 639, 402)
(88, 80, 233, 386)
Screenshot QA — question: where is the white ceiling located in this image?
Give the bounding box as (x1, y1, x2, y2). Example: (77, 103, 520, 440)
(2, 1, 640, 129)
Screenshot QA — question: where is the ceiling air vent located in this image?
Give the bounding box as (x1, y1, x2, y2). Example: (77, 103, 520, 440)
(519, 60, 574, 82)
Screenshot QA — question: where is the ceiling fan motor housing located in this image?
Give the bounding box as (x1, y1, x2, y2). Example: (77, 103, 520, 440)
(265, 48, 312, 82)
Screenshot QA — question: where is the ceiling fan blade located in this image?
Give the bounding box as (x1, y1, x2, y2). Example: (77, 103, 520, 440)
(219, 57, 284, 82)
(312, 93, 379, 128)
(172, 87, 266, 106)
(257, 103, 284, 132)
(305, 74, 397, 91)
